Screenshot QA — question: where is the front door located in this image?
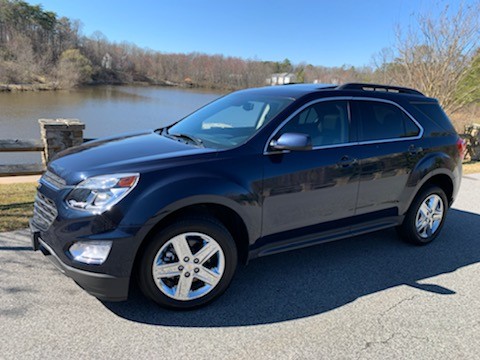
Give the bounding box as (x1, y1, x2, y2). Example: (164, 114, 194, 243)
(261, 100, 360, 242)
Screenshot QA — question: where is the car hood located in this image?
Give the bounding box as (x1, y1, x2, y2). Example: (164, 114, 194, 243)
(48, 130, 216, 183)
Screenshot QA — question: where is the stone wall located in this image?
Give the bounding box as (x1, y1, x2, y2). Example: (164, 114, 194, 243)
(39, 119, 85, 166)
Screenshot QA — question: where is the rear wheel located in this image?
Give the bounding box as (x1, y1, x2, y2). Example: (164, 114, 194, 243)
(138, 217, 237, 309)
(397, 186, 448, 245)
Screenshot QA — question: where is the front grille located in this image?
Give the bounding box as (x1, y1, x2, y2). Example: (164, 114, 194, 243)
(32, 192, 58, 231)
(41, 170, 66, 190)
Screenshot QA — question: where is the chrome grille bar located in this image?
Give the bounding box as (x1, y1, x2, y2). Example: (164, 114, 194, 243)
(32, 192, 58, 231)
(41, 170, 66, 190)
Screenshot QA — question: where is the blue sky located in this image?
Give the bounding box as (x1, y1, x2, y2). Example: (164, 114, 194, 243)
(33, 0, 471, 67)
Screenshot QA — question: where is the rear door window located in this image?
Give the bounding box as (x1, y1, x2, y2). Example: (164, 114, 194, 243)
(354, 101, 420, 141)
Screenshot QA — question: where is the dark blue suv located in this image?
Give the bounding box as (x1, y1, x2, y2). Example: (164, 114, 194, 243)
(30, 83, 464, 309)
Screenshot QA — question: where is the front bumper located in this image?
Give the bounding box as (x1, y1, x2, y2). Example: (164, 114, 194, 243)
(31, 222, 130, 301)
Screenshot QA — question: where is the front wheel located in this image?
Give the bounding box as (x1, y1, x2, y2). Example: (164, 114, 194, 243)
(138, 217, 237, 310)
(397, 186, 448, 245)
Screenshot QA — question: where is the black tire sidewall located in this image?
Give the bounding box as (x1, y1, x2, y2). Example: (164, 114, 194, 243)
(403, 186, 448, 245)
(138, 217, 238, 310)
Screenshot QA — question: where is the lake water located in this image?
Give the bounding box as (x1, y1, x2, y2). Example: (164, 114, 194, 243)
(0, 86, 223, 164)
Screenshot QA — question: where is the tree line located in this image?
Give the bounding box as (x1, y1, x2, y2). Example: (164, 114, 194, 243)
(0, 0, 285, 89)
(0, 0, 479, 115)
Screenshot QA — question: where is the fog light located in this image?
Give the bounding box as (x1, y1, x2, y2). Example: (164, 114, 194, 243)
(69, 241, 112, 265)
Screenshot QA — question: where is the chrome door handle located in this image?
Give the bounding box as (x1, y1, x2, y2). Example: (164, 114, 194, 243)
(337, 156, 358, 168)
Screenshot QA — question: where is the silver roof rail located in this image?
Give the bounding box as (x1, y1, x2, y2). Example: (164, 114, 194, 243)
(336, 83, 424, 96)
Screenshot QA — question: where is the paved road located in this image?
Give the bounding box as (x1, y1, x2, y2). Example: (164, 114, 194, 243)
(1, 174, 480, 360)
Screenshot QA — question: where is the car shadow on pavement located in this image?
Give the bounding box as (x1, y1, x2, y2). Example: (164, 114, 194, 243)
(103, 209, 480, 327)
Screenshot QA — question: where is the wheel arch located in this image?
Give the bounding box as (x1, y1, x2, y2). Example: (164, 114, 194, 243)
(401, 151, 458, 214)
(132, 198, 252, 284)
(403, 169, 455, 216)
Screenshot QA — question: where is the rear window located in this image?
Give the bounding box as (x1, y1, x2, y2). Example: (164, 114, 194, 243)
(410, 102, 456, 133)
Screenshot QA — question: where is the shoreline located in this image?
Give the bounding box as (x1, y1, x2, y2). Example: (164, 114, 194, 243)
(0, 81, 239, 93)
(0, 83, 59, 92)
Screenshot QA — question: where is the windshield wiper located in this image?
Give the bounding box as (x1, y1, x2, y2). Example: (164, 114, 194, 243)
(164, 131, 204, 147)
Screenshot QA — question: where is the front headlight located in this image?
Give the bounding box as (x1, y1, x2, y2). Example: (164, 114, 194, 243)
(65, 173, 139, 213)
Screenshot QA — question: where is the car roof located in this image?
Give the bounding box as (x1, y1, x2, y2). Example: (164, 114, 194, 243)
(236, 84, 336, 98)
(237, 83, 428, 101)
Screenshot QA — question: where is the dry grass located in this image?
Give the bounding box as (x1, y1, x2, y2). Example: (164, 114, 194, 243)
(450, 104, 480, 133)
(0, 182, 37, 232)
(463, 161, 480, 175)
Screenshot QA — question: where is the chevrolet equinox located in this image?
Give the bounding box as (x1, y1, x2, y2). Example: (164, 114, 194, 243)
(31, 83, 464, 309)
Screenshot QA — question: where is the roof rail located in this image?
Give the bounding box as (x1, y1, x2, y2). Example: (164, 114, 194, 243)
(336, 83, 424, 96)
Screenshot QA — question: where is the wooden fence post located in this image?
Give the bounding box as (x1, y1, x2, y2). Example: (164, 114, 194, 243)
(39, 119, 85, 166)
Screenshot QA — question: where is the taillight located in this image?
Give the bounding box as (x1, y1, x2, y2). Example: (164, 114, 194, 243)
(457, 138, 467, 159)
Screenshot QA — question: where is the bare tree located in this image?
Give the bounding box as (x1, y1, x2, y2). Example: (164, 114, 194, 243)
(376, 3, 480, 114)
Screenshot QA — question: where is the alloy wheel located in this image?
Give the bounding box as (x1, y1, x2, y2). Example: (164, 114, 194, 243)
(151, 232, 225, 301)
(415, 194, 444, 239)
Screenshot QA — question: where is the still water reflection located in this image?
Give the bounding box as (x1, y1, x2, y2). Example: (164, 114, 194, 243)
(0, 86, 223, 164)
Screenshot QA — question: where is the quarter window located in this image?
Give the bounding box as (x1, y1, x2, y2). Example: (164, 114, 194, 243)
(277, 100, 350, 147)
(355, 101, 420, 141)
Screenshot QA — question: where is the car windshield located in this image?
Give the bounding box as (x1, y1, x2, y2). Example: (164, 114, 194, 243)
(164, 92, 294, 149)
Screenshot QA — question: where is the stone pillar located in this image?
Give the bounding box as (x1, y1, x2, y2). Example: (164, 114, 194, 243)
(39, 119, 85, 166)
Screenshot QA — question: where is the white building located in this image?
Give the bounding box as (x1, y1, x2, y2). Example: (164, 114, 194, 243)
(266, 73, 297, 86)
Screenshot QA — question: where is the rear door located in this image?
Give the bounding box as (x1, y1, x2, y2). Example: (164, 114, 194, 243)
(351, 99, 423, 218)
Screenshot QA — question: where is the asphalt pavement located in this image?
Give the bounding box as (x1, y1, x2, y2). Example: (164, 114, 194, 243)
(1, 174, 479, 359)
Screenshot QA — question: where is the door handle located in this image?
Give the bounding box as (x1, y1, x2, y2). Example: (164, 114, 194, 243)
(408, 144, 423, 155)
(337, 156, 358, 168)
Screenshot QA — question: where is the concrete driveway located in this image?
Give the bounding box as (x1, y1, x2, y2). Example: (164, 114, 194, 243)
(1, 174, 479, 359)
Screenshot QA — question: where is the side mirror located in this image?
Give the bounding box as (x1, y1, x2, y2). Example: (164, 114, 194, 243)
(270, 133, 312, 151)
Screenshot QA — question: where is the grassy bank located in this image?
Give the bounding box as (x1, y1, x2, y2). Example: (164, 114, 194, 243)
(464, 161, 480, 175)
(0, 182, 37, 232)
(0, 83, 59, 92)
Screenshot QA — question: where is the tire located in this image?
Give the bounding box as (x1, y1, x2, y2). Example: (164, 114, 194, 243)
(397, 186, 448, 245)
(138, 217, 237, 310)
